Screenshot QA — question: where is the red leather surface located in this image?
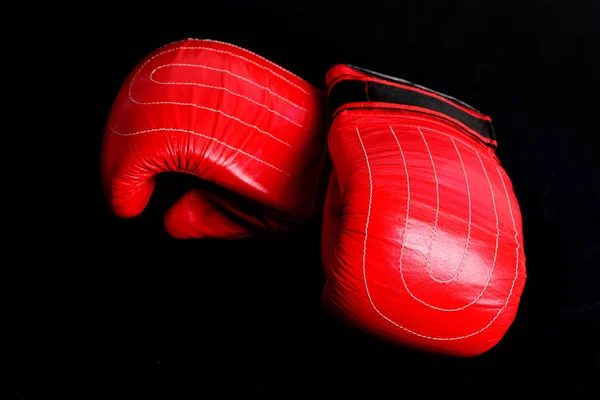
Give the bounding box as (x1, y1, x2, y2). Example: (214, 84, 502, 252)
(101, 39, 326, 238)
(322, 65, 527, 357)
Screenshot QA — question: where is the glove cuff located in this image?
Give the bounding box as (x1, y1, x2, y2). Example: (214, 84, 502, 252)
(326, 64, 497, 148)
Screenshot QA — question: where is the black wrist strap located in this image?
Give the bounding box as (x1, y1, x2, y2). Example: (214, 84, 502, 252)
(328, 65, 496, 143)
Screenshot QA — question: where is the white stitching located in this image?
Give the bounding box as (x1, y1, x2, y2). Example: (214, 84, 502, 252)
(114, 41, 315, 148)
(357, 125, 521, 341)
(397, 134, 493, 311)
(125, 98, 293, 148)
(419, 132, 472, 284)
(356, 127, 376, 325)
(418, 128, 444, 283)
(151, 62, 307, 112)
(150, 39, 309, 88)
(344, 122, 495, 163)
(150, 64, 305, 127)
(124, 46, 297, 147)
(110, 127, 288, 175)
(396, 131, 497, 311)
(185, 39, 309, 94)
(146, 39, 310, 95)
(132, 44, 308, 105)
(449, 137, 472, 282)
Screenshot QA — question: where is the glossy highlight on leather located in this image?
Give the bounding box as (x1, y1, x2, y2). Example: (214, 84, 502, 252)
(321, 64, 527, 357)
(101, 39, 327, 238)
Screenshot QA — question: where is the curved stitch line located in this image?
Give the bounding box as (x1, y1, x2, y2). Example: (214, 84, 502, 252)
(130, 45, 307, 110)
(397, 130, 497, 311)
(124, 97, 292, 148)
(153, 39, 310, 91)
(125, 50, 294, 147)
(417, 128, 445, 282)
(120, 44, 313, 148)
(339, 122, 495, 163)
(420, 133, 471, 283)
(152, 62, 307, 112)
(110, 127, 289, 176)
(185, 39, 309, 94)
(359, 126, 519, 340)
(448, 137, 472, 281)
(388, 124, 495, 162)
(150, 64, 304, 128)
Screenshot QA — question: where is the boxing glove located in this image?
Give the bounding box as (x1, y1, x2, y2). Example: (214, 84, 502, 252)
(321, 64, 527, 357)
(101, 39, 327, 238)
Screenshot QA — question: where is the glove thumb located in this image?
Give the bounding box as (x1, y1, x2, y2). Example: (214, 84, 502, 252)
(164, 188, 257, 239)
(164, 188, 294, 239)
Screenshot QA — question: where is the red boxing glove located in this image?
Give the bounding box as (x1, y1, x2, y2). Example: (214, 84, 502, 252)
(321, 64, 527, 356)
(101, 39, 327, 238)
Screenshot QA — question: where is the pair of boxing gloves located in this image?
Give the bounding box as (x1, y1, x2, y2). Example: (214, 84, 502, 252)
(101, 39, 527, 357)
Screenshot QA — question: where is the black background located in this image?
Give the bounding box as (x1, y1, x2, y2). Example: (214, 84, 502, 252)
(11, 0, 599, 395)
